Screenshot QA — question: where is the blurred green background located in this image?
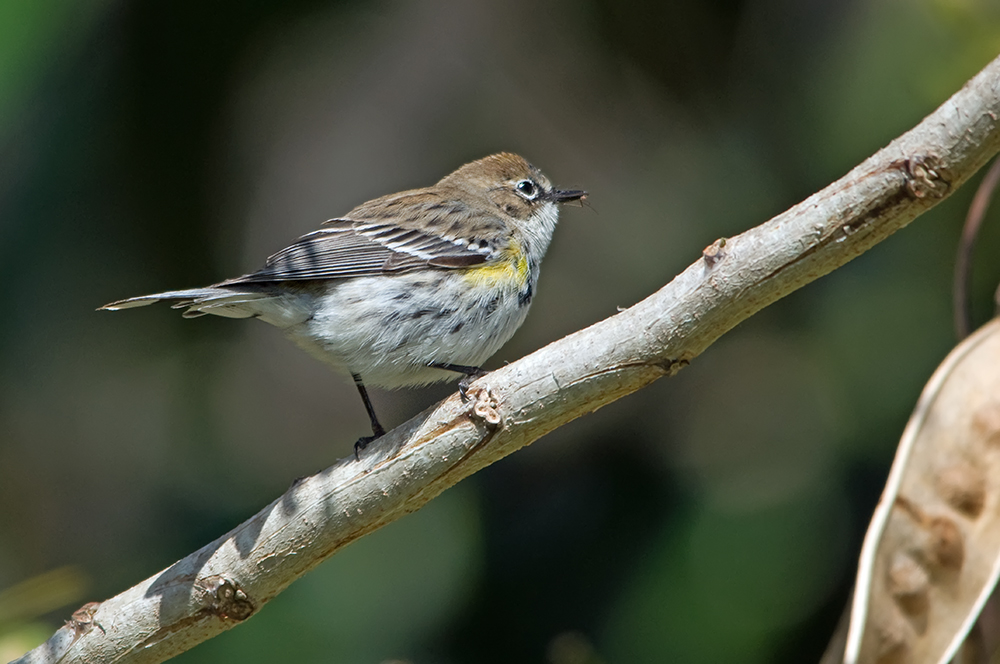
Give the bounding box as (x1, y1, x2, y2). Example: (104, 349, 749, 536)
(2, 0, 999, 662)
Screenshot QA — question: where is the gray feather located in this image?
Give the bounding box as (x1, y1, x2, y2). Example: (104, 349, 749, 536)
(101, 189, 509, 316)
(100, 287, 268, 319)
(99, 288, 232, 310)
(224, 218, 492, 286)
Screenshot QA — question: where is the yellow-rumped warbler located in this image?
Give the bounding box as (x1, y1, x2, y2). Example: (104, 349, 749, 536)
(101, 153, 586, 455)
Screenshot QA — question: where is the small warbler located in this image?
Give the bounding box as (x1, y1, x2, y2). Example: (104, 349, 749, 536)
(101, 153, 586, 455)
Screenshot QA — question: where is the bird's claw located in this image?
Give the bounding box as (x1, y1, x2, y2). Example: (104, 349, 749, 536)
(458, 369, 489, 401)
(354, 424, 386, 460)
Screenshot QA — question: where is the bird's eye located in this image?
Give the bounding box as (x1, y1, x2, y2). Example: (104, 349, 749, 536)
(515, 179, 538, 199)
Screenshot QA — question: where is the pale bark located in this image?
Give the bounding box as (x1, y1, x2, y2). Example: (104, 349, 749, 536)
(15, 54, 1000, 664)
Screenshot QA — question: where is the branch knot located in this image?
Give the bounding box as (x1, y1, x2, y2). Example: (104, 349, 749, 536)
(470, 386, 502, 427)
(904, 155, 949, 199)
(195, 575, 255, 622)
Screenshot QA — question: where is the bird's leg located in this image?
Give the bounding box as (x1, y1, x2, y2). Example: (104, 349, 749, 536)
(428, 363, 489, 400)
(352, 373, 386, 460)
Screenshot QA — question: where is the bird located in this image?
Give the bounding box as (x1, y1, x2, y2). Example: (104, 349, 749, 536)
(101, 152, 586, 456)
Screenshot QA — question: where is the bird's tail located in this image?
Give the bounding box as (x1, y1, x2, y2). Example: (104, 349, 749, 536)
(99, 287, 268, 319)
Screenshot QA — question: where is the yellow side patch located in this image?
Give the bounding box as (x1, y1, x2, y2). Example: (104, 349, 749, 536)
(463, 249, 530, 289)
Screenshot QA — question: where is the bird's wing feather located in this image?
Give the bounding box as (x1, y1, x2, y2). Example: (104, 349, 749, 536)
(223, 218, 493, 285)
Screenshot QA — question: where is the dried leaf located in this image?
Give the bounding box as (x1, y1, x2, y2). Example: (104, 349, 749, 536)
(845, 317, 1000, 664)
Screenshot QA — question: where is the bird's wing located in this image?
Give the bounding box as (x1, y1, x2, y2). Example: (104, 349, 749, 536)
(223, 218, 494, 285)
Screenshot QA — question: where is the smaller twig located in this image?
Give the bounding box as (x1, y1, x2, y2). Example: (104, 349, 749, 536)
(953, 156, 1000, 340)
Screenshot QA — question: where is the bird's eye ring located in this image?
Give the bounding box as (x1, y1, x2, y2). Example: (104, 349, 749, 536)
(515, 179, 538, 199)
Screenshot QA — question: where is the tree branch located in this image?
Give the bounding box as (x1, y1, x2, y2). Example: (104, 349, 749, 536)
(16, 54, 1000, 664)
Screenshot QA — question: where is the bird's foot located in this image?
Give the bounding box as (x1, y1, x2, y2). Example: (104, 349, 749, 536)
(458, 368, 489, 401)
(354, 424, 386, 460)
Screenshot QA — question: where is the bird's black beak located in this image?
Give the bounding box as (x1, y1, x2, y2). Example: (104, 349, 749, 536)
(548, 189, 587, 203)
